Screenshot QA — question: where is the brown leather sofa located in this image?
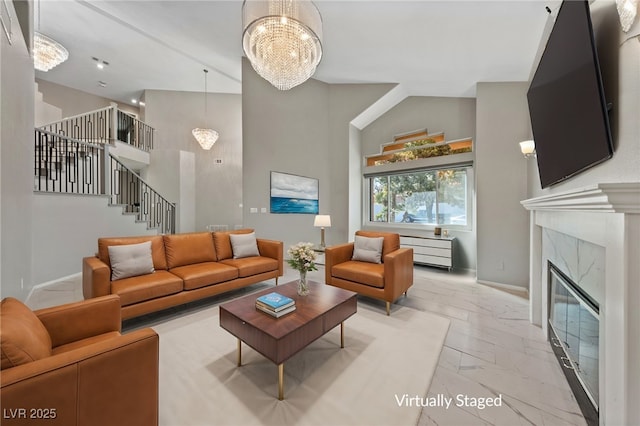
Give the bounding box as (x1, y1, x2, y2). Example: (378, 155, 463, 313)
(0, 295, 158, 426)
(325, 230, 413, 315)
(83, 229, 283, 320)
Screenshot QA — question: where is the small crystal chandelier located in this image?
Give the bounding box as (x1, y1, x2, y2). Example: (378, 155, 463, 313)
(192, 69, 219, 150)
(33, 0, 68, 72)
(616, 0, 638, 32)
(242, 0, 323, 91)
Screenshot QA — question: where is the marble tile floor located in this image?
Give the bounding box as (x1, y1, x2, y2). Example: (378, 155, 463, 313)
(26, 265, 586, 426)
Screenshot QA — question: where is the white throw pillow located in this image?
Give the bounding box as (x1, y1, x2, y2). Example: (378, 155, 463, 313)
(230, 232, 260, 259)
(352, 236, 384, 264)
(108, 241, 155, 281)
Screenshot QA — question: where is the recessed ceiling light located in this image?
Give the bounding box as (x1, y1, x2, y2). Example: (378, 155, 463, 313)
(131, 99, 137, 104)
(92, 56, 109, 70)
(139, 101, 146, 107)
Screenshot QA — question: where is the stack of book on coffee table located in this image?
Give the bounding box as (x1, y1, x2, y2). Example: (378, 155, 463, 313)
(255, 292, 296, 318)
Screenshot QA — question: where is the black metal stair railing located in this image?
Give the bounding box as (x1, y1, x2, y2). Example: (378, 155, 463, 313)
(110, 155, 175, 234)
(117, 110, 154, 151)
(34, 128, 175, 234)
(34, 128, 104, 194)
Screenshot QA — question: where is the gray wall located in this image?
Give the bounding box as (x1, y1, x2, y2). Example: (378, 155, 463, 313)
(35, 83, 62, 127)
(328, 83, 396, 242)
(360, 96, 478, 271)
(361, 96, 477, 156)
(242, 59, 330, 248)
(36, 79, 139, 118)
(242, 58, 394, 250)
(143, 90, 243, 232)
(475, 82, 531, 289)
(144, 150, 196, 233)
(31, 194, 156, 284)
(348, 124, 362, 237)
(1, 2, 34, 299)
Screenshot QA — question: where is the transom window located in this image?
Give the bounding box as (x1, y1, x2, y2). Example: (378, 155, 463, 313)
(368, 167, 470, 227)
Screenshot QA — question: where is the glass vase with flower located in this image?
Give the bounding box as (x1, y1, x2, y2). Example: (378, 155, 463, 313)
(286, 242, 318, 296)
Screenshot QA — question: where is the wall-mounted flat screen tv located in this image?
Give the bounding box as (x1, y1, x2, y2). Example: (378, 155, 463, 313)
(527, 0, 613, 189)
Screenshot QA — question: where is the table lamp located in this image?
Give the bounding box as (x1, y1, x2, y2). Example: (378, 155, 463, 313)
(314, 215, 331, 248)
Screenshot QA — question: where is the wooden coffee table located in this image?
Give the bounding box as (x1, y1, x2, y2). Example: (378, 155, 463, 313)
(219, 280, 357, 400)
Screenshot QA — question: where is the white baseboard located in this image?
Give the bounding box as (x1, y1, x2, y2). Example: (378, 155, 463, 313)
(476, 279, 529, 298)
(26, 272, 82, 305)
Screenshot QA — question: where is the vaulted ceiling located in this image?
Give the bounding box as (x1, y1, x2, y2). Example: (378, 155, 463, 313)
(34, 0, 559, 106)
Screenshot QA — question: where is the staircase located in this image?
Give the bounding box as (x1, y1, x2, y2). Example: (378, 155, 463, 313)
(34, 106, 175, 234)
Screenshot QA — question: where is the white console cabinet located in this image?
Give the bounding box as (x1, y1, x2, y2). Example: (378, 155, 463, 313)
(400, 235, 454, 270)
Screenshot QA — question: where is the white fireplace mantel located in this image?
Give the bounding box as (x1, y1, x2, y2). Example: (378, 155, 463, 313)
(521, 182, 640, 213)
(522, 182, 640, 426)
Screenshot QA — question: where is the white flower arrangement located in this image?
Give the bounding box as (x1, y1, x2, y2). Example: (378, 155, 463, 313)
(286, 242, 318, 273)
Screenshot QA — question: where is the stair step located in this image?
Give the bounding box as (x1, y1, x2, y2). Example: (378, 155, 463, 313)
(108, 203, 155, 230)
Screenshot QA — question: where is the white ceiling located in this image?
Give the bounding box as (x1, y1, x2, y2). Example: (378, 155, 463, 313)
(35, 0, 559, 106)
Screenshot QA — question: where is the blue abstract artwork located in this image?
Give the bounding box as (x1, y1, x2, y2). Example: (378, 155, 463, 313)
(270, 171, 319, 214)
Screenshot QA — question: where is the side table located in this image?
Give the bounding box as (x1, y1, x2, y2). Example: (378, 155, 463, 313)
(312, 245, 326, 265)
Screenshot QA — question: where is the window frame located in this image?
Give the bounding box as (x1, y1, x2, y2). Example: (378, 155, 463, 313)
(364, 164, 474, 232)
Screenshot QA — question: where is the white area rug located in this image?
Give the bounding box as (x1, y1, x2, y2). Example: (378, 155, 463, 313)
(152, 302, 450, 426)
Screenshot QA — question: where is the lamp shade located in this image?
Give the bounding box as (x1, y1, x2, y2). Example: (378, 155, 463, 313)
(314, 215, 331, 227)
(519, 140, 536, 156)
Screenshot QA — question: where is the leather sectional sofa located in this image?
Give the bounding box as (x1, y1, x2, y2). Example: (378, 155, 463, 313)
(83, 229, 283, 320)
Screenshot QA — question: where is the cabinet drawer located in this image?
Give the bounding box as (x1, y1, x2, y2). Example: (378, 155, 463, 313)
(414, 254, 452, 267)
(409, 245, 451, 257)
(400, 236, 452, 249)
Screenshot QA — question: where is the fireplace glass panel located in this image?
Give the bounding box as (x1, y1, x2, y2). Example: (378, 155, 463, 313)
(566, 296, 581, 366)
(579, 304, 599, 403)
(552, 279, 568, 343)
(549, 264, 599, 410)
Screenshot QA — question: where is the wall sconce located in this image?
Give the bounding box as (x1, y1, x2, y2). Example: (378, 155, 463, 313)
(519, 140, 536, 158)
(616, 0, 638, 32)
(314, 215, 331, 248)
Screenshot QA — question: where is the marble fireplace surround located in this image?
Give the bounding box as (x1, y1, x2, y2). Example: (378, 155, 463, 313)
(522, 183, 640, 426)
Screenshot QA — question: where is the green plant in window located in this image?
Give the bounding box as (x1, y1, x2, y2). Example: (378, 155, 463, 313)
(373, 138, 472, 165)
(372, 177, 389, 222)
(372, 169, 467, 225)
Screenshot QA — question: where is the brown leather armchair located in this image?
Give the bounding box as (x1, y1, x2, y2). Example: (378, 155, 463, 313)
(0, 295, 158, 426)
(325, 230, 413, 315)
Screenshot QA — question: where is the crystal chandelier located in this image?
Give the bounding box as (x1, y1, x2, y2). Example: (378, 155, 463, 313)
(616, 0, 638, 32)
(192, 128, 219, 150)
(192, 69, 219, 150)
(33, 0, 68, 72)
(34, 33, 69, 71)
(242, 0, 323, 91)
